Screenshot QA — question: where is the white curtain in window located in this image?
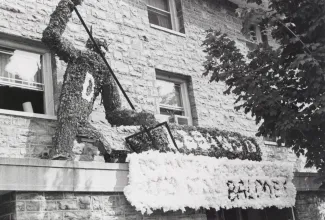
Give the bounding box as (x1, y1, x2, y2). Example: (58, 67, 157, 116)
(0, 50, 43, 89)
(0, 52, 14, 82)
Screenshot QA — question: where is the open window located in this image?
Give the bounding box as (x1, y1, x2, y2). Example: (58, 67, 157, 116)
(155, 69, 192, 125)
(0, 34, 54, 116)
(147, 0, 185, 33)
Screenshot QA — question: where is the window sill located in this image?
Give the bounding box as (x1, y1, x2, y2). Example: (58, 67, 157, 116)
(264, 141, 277, 146)
(150, 24, 186, 37)
(0, 109, 57, 120)
(264, 141, 285, 147)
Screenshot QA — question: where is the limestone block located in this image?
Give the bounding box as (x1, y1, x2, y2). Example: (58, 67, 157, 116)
(44, 212, 63, 220)
(45, 201, 58, 211)
(26, 201, 42, 211)
(91, 196, 102, 210)
(63, 211, 91, 220)
(77, 196, 91, 210)
(58, 200, 78, 210)
(16, 201, 25, 211)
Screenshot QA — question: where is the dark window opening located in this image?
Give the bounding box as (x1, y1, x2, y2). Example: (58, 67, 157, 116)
(0, 85, 44, 114)
(223, 0, 238, 14)
(160, 107, 183, 116)
(249, 25, 257, 41)
(260, 25, 268, 44)
(206, 207, 295, 220)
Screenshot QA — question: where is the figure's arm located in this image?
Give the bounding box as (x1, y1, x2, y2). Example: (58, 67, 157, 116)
(42, 0, 83, 62)
(102, 73, 122, 113)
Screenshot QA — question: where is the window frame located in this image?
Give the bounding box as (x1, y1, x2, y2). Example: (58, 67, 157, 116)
(156, 70, 193, 125)
(248, 24, 268, 44)
(0, 33, 55, 117)
(147, 0, 184, 33)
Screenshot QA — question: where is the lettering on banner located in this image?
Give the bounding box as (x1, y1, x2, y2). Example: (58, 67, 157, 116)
(227, 179, 287, 202)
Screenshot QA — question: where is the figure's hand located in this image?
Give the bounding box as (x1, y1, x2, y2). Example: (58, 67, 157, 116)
(71, 0, 83, 6)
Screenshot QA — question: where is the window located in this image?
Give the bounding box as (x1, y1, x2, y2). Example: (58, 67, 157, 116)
(248, 24, 268, 44)
(243, 24, 268, 51)
(0, 34, 54, 116)
(263, 135, 277, 142)
(147, 0, 185, 33)
(155, 69, 192, 125)
(206, 207, 295, 220)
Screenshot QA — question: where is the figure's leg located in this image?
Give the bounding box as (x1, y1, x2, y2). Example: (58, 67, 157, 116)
(52, 114, 79, 159)
(77, 121, 112, 156)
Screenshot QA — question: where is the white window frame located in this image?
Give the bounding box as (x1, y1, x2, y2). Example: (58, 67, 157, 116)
(147, 0, 184, 33)
(156, 71, 193, 125)
(0, 34, 55, 118)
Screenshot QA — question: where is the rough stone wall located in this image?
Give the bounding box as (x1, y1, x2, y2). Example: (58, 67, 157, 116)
(0, 114, 55, 159)
(14, 192, 206, 220)
(295, 191, 325, 220)
(0, 192, 16, 220)
(0, 0, 300, 165)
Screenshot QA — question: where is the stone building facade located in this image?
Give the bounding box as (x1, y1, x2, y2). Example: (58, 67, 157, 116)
(0, 0, 323, 219)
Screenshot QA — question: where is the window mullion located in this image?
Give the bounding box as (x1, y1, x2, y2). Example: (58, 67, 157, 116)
(180, 83, 192, 125)
(42, 53, 55, 116)
(169, 0, 178, 31)
(255, 25, 262, 43)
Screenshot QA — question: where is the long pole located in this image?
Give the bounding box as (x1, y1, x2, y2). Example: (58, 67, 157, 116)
(73, 6, 179, 153)
(74, 6, 135, 110)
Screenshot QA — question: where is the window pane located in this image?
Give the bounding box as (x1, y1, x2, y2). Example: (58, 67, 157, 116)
(160, 107, 183, 116)
(242, 209, 265, 220)
(148, 8, 172, 29)
(148, 0, 169, 11)
(0, 48, 43, 90)
(264, 207, 293, 220)
(223, 209, 238, 220)
(263, 135, 277, 142)
(157, 79, 183, 107)
(0, 86, 44, 114)
(249, 25, 257, 41)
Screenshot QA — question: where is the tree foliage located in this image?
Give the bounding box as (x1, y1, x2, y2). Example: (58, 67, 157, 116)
(203, 0, 325, 171)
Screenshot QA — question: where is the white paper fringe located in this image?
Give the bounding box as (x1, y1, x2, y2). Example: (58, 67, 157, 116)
(124, 151, 296, 214)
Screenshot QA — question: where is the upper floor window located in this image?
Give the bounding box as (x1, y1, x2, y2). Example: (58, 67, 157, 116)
(242, 24, 268, 51)
(248, 24, 268, 44)
(155, 69, 192, 125)
(147, 0, 185, 33)
(0, 34, 54, 116)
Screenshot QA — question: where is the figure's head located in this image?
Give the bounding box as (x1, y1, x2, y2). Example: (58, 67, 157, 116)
(86, 37, 109, 54)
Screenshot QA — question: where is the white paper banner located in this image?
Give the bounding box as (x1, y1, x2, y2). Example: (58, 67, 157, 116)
(124, 151, 296, 214)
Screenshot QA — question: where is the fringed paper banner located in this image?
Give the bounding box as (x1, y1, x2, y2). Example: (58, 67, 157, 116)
(124, 151, 296, 214)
